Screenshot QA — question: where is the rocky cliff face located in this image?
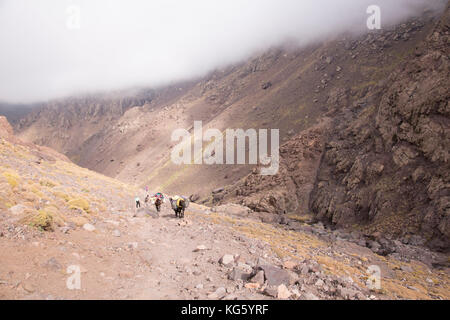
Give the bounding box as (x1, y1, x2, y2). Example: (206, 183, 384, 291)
(310, 4, 450, 251)
(207, 6, 449, 251)
(15, 89, 156, 158)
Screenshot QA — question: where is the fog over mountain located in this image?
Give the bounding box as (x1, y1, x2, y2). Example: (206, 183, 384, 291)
(0, 0, 445, 103)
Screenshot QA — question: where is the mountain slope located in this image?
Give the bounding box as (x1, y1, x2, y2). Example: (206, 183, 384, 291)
(204, 6, 450, 252)
(310, 3, 450, 251)
(14, 10, 440, 198)
(1, 116, 449, 300)
(0, 116, 139, 232)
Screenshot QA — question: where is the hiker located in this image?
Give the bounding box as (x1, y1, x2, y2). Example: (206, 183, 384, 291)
(135, 196, 141, 209)
(170, 196, 186, 218)
(144, 194, 150, 206)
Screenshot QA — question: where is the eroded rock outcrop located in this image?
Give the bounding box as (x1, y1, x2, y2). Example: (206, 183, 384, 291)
(310, 5, 450, 250)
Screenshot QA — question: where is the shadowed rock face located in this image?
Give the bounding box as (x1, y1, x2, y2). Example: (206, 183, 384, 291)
(310, 4, 450, 251)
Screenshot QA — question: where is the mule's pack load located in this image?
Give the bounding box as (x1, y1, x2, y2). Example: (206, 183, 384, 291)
(181, 195, 190, 208)
(176, 198, 185, 209)
(171, 195, 180, 210)
(154, 192, 165, 203)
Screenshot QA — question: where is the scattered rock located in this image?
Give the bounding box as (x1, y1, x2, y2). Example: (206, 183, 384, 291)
(127, 242, 138, 250)
(401, 265, 413, 273)
(219, 254, 235, 267)
(195, 283, 204, 289)
(277, 284, 292, 299)
(22, 282, 36, 293)
(212, 187, 224, 194)
(244, 282, 260, 290)
(291, 288, 301, 299)
(263, 286, 278, 297)
(82, 224, 96, 232)
(42, 257, 62, 271)
(189, 194, 200, 202)
(257, 264, 291, 286)
(261, 82, 272, 90)
(193, 245, 208, 252)
(112, 229, 121, 237)
(208, 287, 226, 299)
(228, 268, 251, 281)
(337, 287, 359, 300)
(301, 292, 320, 300)
(249, 270, 265, 285)
(282, 260, 297, 270)
(315, 279, 324, 287)
(60, 226, 70, 234)
(118, 271, 134, 279)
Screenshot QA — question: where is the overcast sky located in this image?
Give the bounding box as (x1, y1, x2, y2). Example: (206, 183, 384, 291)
(0, 0, 445, 103)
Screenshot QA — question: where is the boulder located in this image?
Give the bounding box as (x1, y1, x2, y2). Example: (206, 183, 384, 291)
(219, 254, 235, 267)
(263, 286, 278, 297)
(249, 270, 265, 285)
(257, 264, 291, 286)
(189, 194, 200, 203)
(228, 268, 251, 281)
(261, 82, 272, 90)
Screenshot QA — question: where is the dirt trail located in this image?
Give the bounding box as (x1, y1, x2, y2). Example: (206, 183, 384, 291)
(1, 197, 449, 300)
(0, 200, 271, 300)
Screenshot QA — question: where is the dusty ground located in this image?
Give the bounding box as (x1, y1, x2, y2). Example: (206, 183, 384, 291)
(1, 200, 449, 300)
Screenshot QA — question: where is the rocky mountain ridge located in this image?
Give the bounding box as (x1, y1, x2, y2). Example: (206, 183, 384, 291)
(7, 5, 450, 252)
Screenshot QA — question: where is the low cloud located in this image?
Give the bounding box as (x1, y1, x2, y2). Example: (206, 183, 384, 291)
(0, 0, 445, 103)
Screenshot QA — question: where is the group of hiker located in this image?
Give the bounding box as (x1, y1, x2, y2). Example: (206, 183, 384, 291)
(135, 188, 189, 219)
